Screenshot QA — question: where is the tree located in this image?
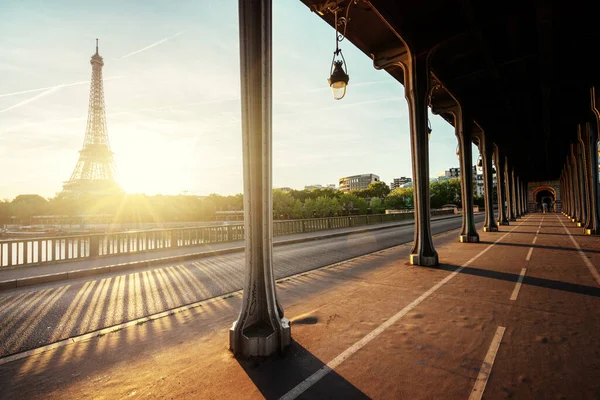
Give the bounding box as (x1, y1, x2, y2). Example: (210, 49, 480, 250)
(354, 197, 369, 215)
(11, 194, 49, 224)
(339, 193, 359, 215)
(303, 198, 316, 218)
(370, 197, 386, 214)
(273, 189, 295, 219)
(291, 199, 304, 219)
(368, 181, 391, 199)
(385, 187, 413, 209)
(430, 179, 461, 209)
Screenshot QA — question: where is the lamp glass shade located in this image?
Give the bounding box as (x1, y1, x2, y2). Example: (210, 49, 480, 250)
(328, 60, 349, 100)
(331, 81, 347, 100)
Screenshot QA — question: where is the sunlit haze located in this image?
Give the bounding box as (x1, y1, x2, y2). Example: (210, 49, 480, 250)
(0, 0, 479, 199)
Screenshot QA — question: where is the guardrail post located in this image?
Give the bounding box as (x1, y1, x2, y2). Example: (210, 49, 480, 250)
(170, 230, 177, 248)
(89, 235, 99, 257)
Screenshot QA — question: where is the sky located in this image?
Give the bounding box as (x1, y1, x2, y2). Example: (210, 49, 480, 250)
(0, 0, 480, 199)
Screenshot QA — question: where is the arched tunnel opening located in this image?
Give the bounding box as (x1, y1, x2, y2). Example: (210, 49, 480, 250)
(535, 189, 555, 212)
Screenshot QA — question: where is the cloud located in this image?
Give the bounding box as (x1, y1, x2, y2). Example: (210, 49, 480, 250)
(120, 32, 184, 59)
(0, 76, 125, 114)
(0, 86, 63, 113)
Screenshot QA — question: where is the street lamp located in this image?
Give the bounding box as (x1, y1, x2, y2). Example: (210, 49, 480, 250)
(477, 155, 483, 170)
(327, 6, 351, 100)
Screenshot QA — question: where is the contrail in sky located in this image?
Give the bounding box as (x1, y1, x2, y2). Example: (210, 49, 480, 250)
(0, 76, 124, 113)
(120, 32, 183, 59)
(0, 86, 64, 113)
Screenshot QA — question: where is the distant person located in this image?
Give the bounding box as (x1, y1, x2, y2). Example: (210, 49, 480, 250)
(542, 202, 548, 213)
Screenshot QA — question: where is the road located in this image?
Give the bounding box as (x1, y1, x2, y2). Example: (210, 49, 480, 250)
(0, 214, 483, 358)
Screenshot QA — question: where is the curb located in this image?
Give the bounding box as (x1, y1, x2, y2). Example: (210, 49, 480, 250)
(0, 214, 462, 291)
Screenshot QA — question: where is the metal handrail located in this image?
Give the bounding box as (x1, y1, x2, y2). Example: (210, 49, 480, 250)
(0, 209, 454, 269)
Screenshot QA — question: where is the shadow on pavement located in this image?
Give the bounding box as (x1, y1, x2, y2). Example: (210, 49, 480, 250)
(433, 264, 600, 298)
(237, 340, 369, 400)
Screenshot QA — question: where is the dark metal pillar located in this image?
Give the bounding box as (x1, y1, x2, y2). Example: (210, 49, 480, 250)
(230, 0, 290, 357)
(405, 54, 438, 266)
(457, 113, 479, 242)
(570, 143, 581, 224)
(577, 126, 588, 227)
(495, 148, 509, 225)
(509, 166, 518, 220)
(567, 161, 575, 219)
(506, 158, 516, 221)
(521, 180, 528, 214)
(560, 171, 565, 215)
(481, 135, 497, 232)
(515, 176, 522, 217)
(586, 87, 600, 234)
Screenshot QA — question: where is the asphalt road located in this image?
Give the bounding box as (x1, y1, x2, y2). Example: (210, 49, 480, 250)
(0, 214, 484, 358)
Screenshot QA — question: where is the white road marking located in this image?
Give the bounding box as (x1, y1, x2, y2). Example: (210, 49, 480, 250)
(468, 326, 507, 400)
(510, 268, 527, 301)
(526, 247, 534, 261)
(279, 224, 524, 400)
(532, 236, 537, 244)
(557, 216, 600, 285)
(536, 229, 540, 235)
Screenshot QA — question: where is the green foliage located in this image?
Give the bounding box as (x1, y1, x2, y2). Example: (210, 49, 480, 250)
(429, 179, 461, 209)
(385, 187, 413, 209)
(369, 197, 385, 214)
(272, 189, 295, 219)
(354, 197, 369, 215)
(368, 181, 391, 199)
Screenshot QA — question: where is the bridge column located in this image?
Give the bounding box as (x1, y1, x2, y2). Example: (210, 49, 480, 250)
(481, 135, 497, 232)
(515, 176, 522, 217)
(565, 167, 572, 217)
(570, 143, 582, 224)
(495, 149, 509, 225)
(577, 126, 588, 227)
(586, 87, 600, 233)
(521, 180, 528, 214)
(561, 170, 568, 216)
(566, 161, 575, 219)
(509, 166, 519, 220)
(456, 112, 479, 242)
(506, 158, 516, 221)
(404, 54, 438, 265)
(230, 0, 291, 357)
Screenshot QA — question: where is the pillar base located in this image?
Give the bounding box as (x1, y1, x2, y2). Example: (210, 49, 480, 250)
(459, 235, 480, 243)
(497, 220, 510, 226)
(585, 229, 596, 235)
(410, 253, 439, 266)
(509, 218, 517, 221)
(577, 222, 584, 227)
(483, 226, 499, 232)
(229, 318, 291, 358)
(571, 218, 577, 223)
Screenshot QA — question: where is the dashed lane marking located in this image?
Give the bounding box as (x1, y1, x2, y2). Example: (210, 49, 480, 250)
(525, 247, 534, 261)
(468, 326, 507, 400)
(510, 268, 527, 301)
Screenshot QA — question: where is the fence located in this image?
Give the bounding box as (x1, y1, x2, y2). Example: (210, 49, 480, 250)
(0, 209, 454, 269)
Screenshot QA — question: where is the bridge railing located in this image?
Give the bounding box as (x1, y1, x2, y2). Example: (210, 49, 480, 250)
(0, 209, 454, 269)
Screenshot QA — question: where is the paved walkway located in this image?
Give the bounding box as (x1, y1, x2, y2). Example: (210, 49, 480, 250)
(0, 214, 460, 282)
(2, 213, 598, 399)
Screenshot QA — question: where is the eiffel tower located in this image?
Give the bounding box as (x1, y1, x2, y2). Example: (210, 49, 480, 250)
(62, 39, 121, 196)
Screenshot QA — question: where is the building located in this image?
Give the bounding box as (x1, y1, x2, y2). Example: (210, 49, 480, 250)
(437, 167, 461, 181)
(338, 174, 380, 192)
(274, 187, 293, 191)
(390, 177, 412, 190)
